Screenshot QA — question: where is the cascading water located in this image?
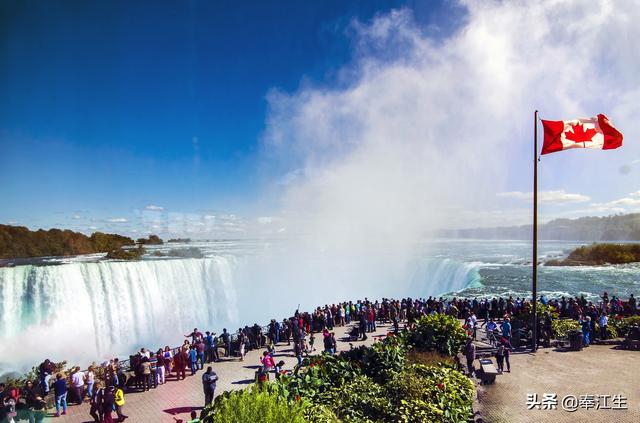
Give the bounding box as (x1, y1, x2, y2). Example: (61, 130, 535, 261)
(0, 242, 487, 377)
(408, 258, 483, 296)
(0, 257, 238, 375)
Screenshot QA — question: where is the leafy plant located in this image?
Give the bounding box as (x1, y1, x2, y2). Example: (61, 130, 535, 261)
(609, 315, 640, 337)
(340, 335, 407, 383)
(402, 314, 467, 356)
(551, 318, 581, 338)
(317, 375, 392, 422)
(274, 354, 361, 402)
(207, 385, 312, 423)
(386, 364, 475, 423)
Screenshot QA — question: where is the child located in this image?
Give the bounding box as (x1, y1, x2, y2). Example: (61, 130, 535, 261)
(115, 384, 127, 422)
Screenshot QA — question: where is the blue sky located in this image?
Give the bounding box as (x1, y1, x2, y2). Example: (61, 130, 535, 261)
(1, 0, 639, 237)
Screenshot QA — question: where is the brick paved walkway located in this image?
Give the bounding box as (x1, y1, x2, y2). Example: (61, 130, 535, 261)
(50, 323, 391, 423)
(474, 326, 640, 422)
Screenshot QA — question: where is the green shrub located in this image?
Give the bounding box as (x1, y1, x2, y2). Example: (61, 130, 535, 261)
(551, 319, 581, 338)
(386, 364, 475, 423)
(340, 335, 407, 383)
(402, 313, 467, 356)
(274, 354, 361, 402)
(317, 375, 392, 422)
(610, 315, 640, 337)
(207, 386, 311, 423)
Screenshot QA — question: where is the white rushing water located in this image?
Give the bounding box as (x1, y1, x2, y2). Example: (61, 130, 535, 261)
(0, 257, 238, 375)
(0, 244, 482, 375)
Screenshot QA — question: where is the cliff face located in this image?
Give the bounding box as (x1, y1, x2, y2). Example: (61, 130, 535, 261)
(440, 213, 640, 241)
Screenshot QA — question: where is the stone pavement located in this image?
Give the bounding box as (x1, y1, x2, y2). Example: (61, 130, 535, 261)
(50, 323, 391, 423)
(473, 326, 640, 422)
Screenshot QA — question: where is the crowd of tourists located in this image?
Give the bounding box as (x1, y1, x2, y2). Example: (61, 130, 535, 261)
(2, 293, 637, 422)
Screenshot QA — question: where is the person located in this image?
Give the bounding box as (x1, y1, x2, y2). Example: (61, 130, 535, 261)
(70, 366, 85, 404)
(599, 312, 608, 340)
(149, 353, 158, 388)
(260, 351, 276, 373)
(2, 395, 16, 423)
(89, 381, 103, 423)
(24, 380, 46, 423)
(323, 330, 333, 354)
(114, 383, 127, 422)
(114, 359, 126, 388)
(156, 349, 166, 385)
(237, 329, 246, 361)
(189, 346, 198, 375)
(294, 340, 303, 366)
(308, 332, 316, 354)
(53, 373, 68, 417)
(501, 317, 512, 343)
(85, 365, 96, 399)
(196, 338, 205, 370)
(496, 342, 506, 373)
(580, 315, 592, 346)
(201, 367, 219, 407)
(173, 348, 187, 380)
(204, 331, 214, 363)
(101, 386, 115, 423)
(38, 359, 54, 395)
(163, 346, 173, 376)
(221, 329, 231, 357)
(486, 319, 498, 345)
(274, 360, 286, 380)
(187, 410, 201, 423)
(359, 312, 368, 340)
(501, 338, 511, 372)
(464, 338, 476, 376)
(140, 357, 152, 391)
(211, 334, 220, 362)
(185, 328, 203, 344)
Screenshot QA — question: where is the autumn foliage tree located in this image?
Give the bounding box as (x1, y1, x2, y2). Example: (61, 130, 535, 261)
(0, 225, 135, 259)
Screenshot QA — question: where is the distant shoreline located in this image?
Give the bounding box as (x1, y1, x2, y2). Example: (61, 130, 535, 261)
(545, 243, 640, 266)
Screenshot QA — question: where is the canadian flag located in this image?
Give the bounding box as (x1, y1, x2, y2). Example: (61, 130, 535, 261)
(541, 114, 623, 155)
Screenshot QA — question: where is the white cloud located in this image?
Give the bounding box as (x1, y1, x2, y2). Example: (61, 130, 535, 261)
(497, 190, 590, 204)
(145, 205, 164, 211)
(591, 191, 640, 209)
(106, 218, 128, 223)
(72, 215, 82, 220)
(258, 216, 274, 224)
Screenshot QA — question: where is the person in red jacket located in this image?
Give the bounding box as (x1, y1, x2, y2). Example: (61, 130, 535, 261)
(173, 348, 187, 380)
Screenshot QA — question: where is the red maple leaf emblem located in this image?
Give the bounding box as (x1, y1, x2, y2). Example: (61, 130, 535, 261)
(565, 122, 597, 143)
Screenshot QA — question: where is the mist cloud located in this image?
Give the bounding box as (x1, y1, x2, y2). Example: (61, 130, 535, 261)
(264, 0, 640, 234)
(250, 0, 640, 302)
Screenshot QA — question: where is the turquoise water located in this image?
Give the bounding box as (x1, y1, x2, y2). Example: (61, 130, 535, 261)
(428, 240, 640, 301)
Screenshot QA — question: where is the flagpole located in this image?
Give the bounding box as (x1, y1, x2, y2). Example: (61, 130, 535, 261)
(532, 110, 538, 352)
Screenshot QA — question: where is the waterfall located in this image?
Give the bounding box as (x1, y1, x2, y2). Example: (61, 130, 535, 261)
(0, 250, 484, 376)
(0, 257, 238, 374)
(409, 258, 483, 296)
